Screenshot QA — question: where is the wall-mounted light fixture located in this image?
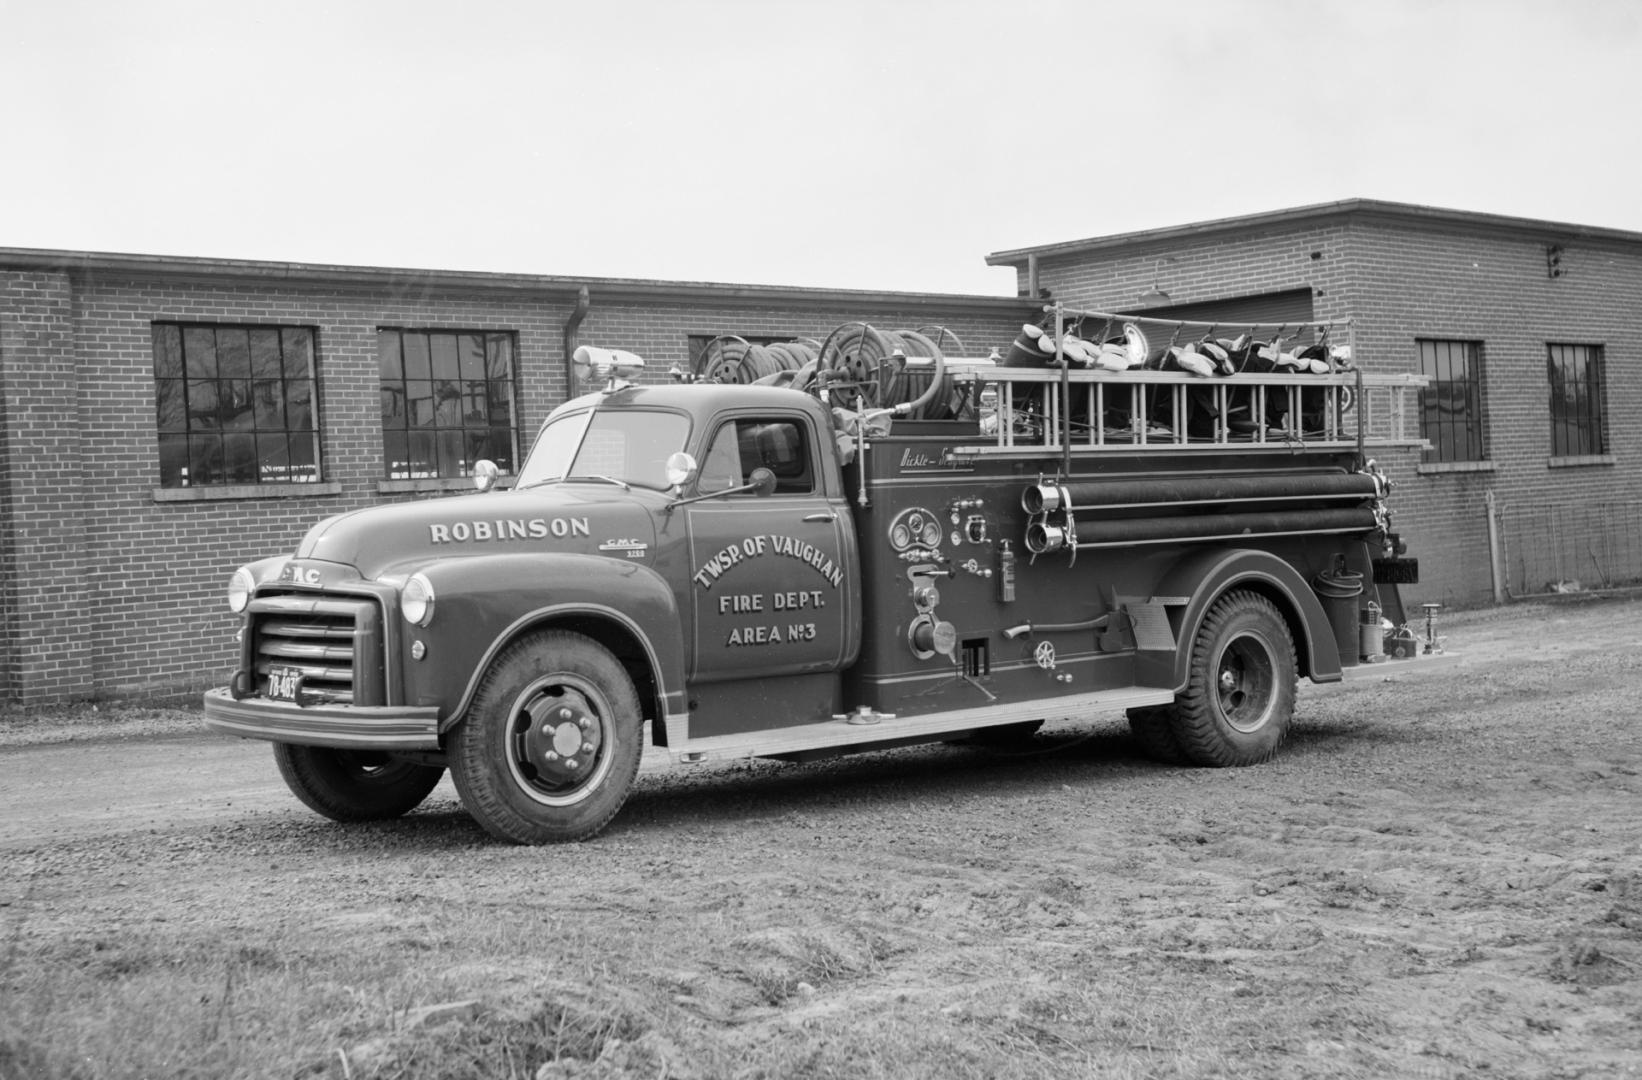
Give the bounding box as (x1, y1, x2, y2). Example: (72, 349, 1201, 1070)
(1138, 257, 1173, 306)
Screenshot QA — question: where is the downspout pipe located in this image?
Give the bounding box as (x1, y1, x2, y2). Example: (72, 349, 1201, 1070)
(562, 285, 591, 400)
(1486, 488, 1505, 604)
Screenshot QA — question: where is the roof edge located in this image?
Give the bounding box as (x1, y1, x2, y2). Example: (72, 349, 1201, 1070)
(0, 246, 1034, 312)
(985, 199, 1642, 266)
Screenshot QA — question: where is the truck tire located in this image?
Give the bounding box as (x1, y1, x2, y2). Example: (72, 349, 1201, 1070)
(1172, 590, 1296, 766)
(449, 631, 643, 844)
(273, 744, 444, 821)
(1126, 705, 1187, 764)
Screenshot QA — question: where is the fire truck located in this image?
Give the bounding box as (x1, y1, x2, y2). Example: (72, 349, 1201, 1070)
(203, 306, 1433, 843)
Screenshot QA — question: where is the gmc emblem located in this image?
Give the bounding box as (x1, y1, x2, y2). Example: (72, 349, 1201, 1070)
(279, 563, 322, 586)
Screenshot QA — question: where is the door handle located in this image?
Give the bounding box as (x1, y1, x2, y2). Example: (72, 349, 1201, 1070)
(802, 512, 836, 523)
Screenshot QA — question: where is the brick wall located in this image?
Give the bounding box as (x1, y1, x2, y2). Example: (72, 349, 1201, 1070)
(1, 270, 92, 701)
(1348, 222, 1642, 600)
(2, 264, 1030, 703)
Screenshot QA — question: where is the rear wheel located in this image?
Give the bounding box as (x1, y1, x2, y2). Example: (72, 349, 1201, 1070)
(273, 744, 444, 821)
(449, 631, 643, 844)
(1126, 705, 1187, 764)
(1172, 591, 1296, 766)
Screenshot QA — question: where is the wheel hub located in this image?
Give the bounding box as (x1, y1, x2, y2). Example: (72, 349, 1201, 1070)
(1216, 635, 1273, 732)
(518, 692, 602, 788)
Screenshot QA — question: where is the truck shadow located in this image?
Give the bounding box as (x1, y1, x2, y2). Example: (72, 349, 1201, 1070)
(246, 715, 1381, 848)
(614, 720, 1284, 834)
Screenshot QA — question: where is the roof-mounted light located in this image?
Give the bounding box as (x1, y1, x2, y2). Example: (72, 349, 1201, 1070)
(573, 345, 644, 390)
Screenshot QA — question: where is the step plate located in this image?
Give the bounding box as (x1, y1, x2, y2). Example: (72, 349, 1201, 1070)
(669, 685, 1176, 764)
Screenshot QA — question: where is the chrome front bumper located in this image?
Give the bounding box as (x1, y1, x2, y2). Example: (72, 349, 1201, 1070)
(202, 688, 441, 750)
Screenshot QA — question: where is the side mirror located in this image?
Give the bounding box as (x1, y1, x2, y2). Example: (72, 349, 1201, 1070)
(664, 464, 780, 512)
(473, 459, 500, 492)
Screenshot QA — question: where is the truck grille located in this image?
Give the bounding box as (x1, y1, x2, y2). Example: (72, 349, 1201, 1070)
(246, 594, 386, 706)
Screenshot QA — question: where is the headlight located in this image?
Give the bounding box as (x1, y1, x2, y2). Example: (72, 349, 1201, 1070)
(401, 572, 435, 627)
(227, 566, 255, 613)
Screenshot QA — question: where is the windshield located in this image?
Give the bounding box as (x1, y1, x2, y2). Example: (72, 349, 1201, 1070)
(516, 408, 690, 490)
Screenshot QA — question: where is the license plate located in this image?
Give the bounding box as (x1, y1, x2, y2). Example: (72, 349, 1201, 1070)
(266, 665, 306, 704)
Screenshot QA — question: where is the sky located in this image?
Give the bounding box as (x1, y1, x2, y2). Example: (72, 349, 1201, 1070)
(2, 0, 1638, 296)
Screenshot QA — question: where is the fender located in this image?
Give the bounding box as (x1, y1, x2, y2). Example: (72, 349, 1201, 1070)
(1138, 546, 1343, 692)
(398, 552, 686, 738)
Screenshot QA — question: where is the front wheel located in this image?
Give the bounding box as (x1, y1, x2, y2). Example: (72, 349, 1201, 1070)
(1172, 591, 1296, 766)
(273, 744, 444, 821)
(449, 631, 643, 844)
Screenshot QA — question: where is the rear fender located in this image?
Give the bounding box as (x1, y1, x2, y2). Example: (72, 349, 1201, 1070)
(1137, 547, 1342, 692)
(401, 553, 686, 741)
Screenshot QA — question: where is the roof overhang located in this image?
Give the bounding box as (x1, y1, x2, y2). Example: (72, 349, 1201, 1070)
(985, 198, 1642, 268)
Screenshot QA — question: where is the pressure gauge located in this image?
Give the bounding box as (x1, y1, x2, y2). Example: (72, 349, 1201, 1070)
(889, 507, 943, 554)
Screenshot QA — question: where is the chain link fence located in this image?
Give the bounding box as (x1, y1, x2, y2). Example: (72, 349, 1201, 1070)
(1498, 500, 1642, 598)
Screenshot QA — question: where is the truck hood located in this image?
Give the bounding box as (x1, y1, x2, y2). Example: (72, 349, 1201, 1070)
(296, 484, 660, 578)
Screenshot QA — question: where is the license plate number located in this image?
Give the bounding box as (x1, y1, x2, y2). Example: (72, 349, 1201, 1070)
(267, 665, 305, 704)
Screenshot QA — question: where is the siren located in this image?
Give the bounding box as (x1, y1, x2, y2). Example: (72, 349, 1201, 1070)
(573, 345, 645, 386)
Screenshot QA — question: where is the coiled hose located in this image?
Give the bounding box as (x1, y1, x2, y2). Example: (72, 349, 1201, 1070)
(694, 323, 961, 419)
(695, 335, 823, 385)
(814, 322, 960, 418)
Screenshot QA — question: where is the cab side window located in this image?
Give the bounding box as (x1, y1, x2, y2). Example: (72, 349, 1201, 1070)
(700, 418, 814, 495)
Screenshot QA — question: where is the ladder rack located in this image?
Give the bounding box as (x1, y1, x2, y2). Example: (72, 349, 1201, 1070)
(937, 305, 1429, 461)
(940, 364, 1429, 460)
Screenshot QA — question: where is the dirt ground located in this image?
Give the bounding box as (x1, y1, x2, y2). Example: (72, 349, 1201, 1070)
(2, 597, 1640, 1079)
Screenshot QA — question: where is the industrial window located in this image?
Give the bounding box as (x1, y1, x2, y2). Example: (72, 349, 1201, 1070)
(378, 329, 519, 479)
(1415, 339, 1486, 463)
(152, 323, 320, 487)
(1547, 343, 1606, 457)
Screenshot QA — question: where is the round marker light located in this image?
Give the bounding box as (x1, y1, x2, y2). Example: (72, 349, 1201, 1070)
(665, 451, 697, 489)
(401, 572, 435, 627)
(228, 566, 255, 613)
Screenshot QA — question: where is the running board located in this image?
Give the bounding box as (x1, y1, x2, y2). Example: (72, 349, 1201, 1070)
(1337, 651, 1462, 681)
(667, 685, 1177, 765)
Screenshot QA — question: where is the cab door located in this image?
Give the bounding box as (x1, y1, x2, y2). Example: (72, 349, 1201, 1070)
(684, 412, 857, 684)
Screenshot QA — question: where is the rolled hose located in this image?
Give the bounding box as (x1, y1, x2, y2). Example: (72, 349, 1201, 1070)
(815, 322, 954, 418)
(696, 335, 822, 384)
(1312, 567, 1365, 598)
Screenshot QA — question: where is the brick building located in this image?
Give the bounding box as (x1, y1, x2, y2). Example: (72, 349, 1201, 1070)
(0, 254, 1031, 703)
(3, 198, 1639, 703)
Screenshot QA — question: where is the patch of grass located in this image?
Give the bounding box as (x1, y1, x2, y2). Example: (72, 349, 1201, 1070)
(0, 926, 659, 1080)
(0, 701, 202, 748)
(723, 924, 898, 1005)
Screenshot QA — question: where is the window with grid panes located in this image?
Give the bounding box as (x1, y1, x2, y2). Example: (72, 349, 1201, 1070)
(1415, 338, 1486, 463)
(1547, 343, 1606, 457)
(152, 323, 320, 487)
(378, 329, 519, 479)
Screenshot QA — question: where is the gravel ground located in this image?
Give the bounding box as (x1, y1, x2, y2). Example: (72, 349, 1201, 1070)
(2, 596, 1640, 1079)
